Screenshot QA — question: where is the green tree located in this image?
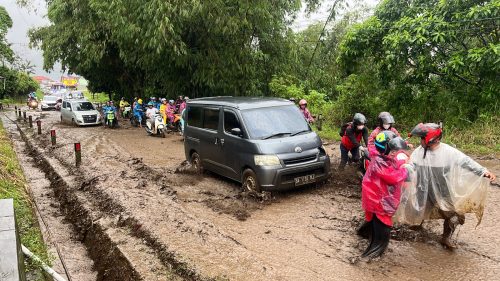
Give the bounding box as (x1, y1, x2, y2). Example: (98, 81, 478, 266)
(0, 6, 14, 64)
(31, 0, 326, 100)
(338, 0, 500, 125)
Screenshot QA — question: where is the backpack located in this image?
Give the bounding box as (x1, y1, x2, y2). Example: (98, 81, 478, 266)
(339, 122, 352, 137)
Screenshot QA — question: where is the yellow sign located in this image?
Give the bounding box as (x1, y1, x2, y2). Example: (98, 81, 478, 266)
(61, 77, 78, 87)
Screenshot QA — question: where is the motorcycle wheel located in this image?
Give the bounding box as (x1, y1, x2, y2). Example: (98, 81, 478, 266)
(160, 129, 166, 138)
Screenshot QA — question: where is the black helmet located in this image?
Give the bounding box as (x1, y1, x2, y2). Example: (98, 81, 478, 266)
(374, 130, 398, 155)
(353, 113, 367, 126)
(388, 137, 408, 152)
(378, 112, 395, 128)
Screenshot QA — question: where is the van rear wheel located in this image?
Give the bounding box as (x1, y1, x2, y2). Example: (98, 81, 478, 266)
(190, 152, 203, 174)
(242, 169, 261, 193)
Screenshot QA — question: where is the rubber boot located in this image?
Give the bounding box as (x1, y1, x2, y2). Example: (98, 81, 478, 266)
(362, 216, 391, 258)
(441, 214, 464, 249)
(357, 221, 372, 239)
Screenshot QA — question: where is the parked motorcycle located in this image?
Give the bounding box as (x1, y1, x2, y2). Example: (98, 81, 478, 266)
(145, 113, 166, 138)
(105, 110, 117, 128)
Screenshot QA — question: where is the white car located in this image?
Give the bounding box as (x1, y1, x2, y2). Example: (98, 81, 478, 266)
(61, 100, 102, 126)
(40, 95, 59, 111)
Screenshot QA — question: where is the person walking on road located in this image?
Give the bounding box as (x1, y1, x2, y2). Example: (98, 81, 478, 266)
(339, 113, 369, 170)
(395, 123, 496, 249)
(360, 131, 411, 258)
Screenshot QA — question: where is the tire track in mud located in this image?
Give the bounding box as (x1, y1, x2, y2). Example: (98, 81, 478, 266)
(9, 110, 500, 281)
(5, 113, 192, 281)
(11, 112, 261, 280)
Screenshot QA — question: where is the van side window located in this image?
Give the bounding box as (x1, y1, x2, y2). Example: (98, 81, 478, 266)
(62, 101, 67, 108)
(188, 106, 202, 128)
(224, 110, 241, 133)
(203, 108, 219, 130)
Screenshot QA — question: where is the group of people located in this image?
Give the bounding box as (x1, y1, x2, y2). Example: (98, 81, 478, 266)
(101, 96, 189, 129)
(131, 96, 188, 128)
(333, 111, 496, 259)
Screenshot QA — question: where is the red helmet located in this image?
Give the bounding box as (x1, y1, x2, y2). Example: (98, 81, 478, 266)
(299, 99, 307, 106)
(410, 123, 442, 147)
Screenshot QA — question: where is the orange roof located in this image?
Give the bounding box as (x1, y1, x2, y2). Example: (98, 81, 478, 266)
(32, 76, 52, 82)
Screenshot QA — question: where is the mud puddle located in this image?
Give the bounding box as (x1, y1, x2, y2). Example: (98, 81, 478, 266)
(4, 109, 500, 281)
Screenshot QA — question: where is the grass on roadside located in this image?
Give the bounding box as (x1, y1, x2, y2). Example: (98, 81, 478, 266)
(0, 119, 52, 275)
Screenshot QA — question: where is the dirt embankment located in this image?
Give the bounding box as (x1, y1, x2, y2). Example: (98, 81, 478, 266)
(3, 109, 500, 281)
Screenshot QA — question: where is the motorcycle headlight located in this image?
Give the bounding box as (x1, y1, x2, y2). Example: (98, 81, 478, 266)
(254, 155, 280, 166)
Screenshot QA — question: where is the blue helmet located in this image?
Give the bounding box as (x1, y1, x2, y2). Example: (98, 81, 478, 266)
(147, 101, 154, 106)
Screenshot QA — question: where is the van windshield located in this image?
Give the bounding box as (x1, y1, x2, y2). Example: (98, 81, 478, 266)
(241, 105, 310, 140)
(75, 102, 94, 111)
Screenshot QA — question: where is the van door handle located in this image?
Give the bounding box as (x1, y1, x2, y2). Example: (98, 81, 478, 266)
(214, 138, 218, 145)
(220, 138, 224, 146)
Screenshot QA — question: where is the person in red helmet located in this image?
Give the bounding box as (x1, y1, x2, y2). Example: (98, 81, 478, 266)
(298, 99, 314, 124)
(395, 123, 496, 249)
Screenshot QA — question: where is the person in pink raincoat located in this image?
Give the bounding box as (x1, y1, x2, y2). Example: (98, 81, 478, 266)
(298, 99, 314, 123)
(359, 131, 411, 258)
(166, 99, 176, 124)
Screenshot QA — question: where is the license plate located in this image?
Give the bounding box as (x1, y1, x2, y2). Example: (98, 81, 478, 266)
(294, 174, 316, 186)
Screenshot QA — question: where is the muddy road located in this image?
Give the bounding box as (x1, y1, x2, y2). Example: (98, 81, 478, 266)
(2, 109, 500, 281)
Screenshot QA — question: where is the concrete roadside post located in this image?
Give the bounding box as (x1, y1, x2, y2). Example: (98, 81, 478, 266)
(18, 109, 22, 118)
(29, 116, 33, 128)
(23, 111, 26, 122)
(36, 120, 42, 135)
(0, 199, 27, 281)
(50, 130, 56, 146)
(75, 143, 81, 167)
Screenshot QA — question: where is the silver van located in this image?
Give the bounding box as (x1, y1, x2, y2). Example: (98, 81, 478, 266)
(60, 99, 102, 126)
(184, 97, 331, 192)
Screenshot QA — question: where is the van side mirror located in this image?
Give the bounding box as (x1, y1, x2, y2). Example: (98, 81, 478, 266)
(231, 128, 242, 137)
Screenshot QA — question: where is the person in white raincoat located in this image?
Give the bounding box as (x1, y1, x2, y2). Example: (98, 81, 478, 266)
(395, 123, 496, 248)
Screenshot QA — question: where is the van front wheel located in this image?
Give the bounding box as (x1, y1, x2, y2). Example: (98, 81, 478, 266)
(242, 169, 261, 193)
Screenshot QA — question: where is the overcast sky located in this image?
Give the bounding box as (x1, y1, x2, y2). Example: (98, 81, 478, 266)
(4, 0, 378, 81)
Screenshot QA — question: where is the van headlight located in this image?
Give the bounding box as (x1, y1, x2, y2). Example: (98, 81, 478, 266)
(254, 155, 280, 166)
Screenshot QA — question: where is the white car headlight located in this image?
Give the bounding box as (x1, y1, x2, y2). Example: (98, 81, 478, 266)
(254, 155, 280, 166)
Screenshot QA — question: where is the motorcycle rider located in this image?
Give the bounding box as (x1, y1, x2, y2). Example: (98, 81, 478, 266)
(159, 98, 168, 124)
(145, 101, 159, 131)
(400, 123, 496, 249)
(175, 96, 184, 113)
(103, 101, 117, 126)
(180, 97, 189, 135)
(133, 98, 144, 127)
(360, 132, 411, 258)
(339, 113, 369, 170)
(178, 96, 187, 114)
(298, 99, 314, 123)
(119, 97, 130, 117)
(167, 99, 176, 125)
(367, 112, 401, 156)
